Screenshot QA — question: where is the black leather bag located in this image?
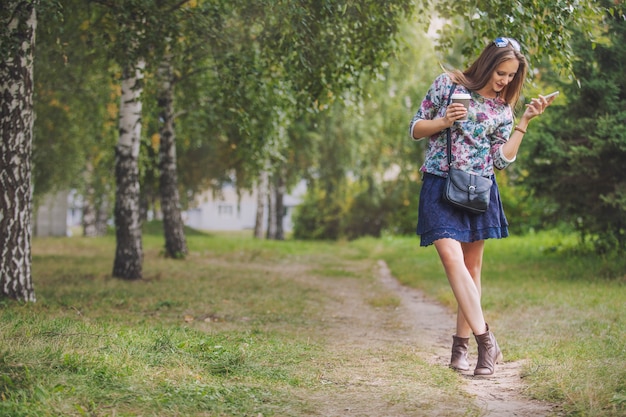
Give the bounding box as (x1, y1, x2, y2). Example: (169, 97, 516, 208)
(443, 168, 492, 214)
(442, 83, 492, 214)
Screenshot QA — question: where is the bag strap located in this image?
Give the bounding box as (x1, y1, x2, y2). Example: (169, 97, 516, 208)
(446, 83, 457, 169)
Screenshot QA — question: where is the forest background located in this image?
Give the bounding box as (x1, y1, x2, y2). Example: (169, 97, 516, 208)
(2, 0, 626, 301)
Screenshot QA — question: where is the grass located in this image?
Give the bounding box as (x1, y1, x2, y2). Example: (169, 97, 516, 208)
(1, 231, 331, 416)
(1, 225, 624, 416)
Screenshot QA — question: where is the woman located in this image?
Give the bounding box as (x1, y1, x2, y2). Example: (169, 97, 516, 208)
(409, 37, 555, 376)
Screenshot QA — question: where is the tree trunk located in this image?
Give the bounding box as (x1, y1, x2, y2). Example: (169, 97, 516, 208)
(95, 197, 110, 236)
(0, 1, 37, 302)
(83, 177, 110, 237)
(112, 61, 144, 279)
(254, 170, 268, 239)
(82, 161, 98, 237)
(274, 167, 286, 240)
(157, 53, 188, 258)
(83, 191, 98, 237)
(266, 177, 276, 239)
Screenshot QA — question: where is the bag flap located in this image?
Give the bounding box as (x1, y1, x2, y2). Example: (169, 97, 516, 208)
(448, 169, 493, 193)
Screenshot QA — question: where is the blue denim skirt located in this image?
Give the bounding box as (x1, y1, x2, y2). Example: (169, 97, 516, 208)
(416, 173, 509, 247)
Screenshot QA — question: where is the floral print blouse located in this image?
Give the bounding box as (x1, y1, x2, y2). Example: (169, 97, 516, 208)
(409, 73, 515, 177)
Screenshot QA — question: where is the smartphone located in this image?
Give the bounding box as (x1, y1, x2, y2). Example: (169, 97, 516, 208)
(544, 91, 559, 99)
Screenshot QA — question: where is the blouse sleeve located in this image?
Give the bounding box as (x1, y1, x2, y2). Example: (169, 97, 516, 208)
(491, 106, 515, 170)
(409, 74, 450, 140)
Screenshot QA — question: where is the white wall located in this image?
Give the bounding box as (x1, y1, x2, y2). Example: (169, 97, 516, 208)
(185, 181, 306, 232)
(34, 190, 69, 237)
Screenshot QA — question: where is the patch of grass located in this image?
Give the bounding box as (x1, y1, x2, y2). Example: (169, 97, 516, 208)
(367, 294, 402, 309)
(5, 230, 469, 416)
(364, 231, 626, 417)
(3, 234, 336, 416)
(0, 311, 312, 416)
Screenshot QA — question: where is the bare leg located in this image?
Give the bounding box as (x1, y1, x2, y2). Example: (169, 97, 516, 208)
(434, 238, 487, 336)
(455, 240, 485, 338)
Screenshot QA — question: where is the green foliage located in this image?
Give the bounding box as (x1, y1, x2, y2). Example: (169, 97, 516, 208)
(34, 0, 119, 212)
(380, 177, 423, 235)
(264, 0, 413, 108)
(292, 18, 438, 240)
(29, 0, 624, 245)
(492, 170, 558, 235)
(343, 183, 388, 239)
(292, 186, 343, 240)
(343, 179, 419, 239)
(294, 176, 421, 240)
(521, 11, 626, 252)
(238, 0, 416, 207)
(422, 0, 607, 78)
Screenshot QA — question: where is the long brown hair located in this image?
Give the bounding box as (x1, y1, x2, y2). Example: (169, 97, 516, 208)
(448, 41, 527, 107)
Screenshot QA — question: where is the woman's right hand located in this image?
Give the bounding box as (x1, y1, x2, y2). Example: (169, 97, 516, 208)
(412, 103, 469, 139)
(445, 103, 468, 126)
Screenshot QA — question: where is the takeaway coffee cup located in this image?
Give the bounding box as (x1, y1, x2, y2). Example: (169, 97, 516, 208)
(451, 93, 471, 121)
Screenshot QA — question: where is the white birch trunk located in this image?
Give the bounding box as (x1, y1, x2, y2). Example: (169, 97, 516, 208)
(0, 1, 37, 302)
(112, 60, 145, 279)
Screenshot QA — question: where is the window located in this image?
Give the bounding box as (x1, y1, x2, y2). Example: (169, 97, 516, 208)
(218, 205, 233, 216)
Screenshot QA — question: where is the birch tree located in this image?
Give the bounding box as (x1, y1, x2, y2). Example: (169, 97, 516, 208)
(156, 50, 187, 258)
(92, 0, 173, 278)
(109, 0, 225, 260)
(112, 61, 145, 279)
(0, 0, 38, 302)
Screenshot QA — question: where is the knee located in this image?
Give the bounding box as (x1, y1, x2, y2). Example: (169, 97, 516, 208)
(435, 242, 465, 268)
(466, 263, 482, 277)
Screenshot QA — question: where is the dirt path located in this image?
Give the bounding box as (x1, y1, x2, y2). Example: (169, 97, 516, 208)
(376, 260, 559, 417)
(299, 259, 559, 416)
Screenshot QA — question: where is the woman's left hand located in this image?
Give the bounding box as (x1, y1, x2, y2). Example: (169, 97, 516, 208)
(522, 94, 557, 121)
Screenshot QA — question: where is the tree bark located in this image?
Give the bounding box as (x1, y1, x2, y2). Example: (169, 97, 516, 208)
(266, 177, 276, 239)
(157, 53, 187, 258)
(274, 167, 286, 240)
(95, 197, 110, 236)
(112, 61, 144, 279)
(254, 170, 268, 239)
(0, 1, 37, 302)
(82, 161, 99, 237)
(84, 158, 110, 237)
(83, 180, 110, 237)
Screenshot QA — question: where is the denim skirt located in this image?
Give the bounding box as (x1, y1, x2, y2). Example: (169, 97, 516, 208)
(416, 173, 509, 247)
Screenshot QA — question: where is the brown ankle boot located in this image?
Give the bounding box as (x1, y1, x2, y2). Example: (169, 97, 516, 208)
(449, 335, 470, 371)
(473, 324, 503, 376)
